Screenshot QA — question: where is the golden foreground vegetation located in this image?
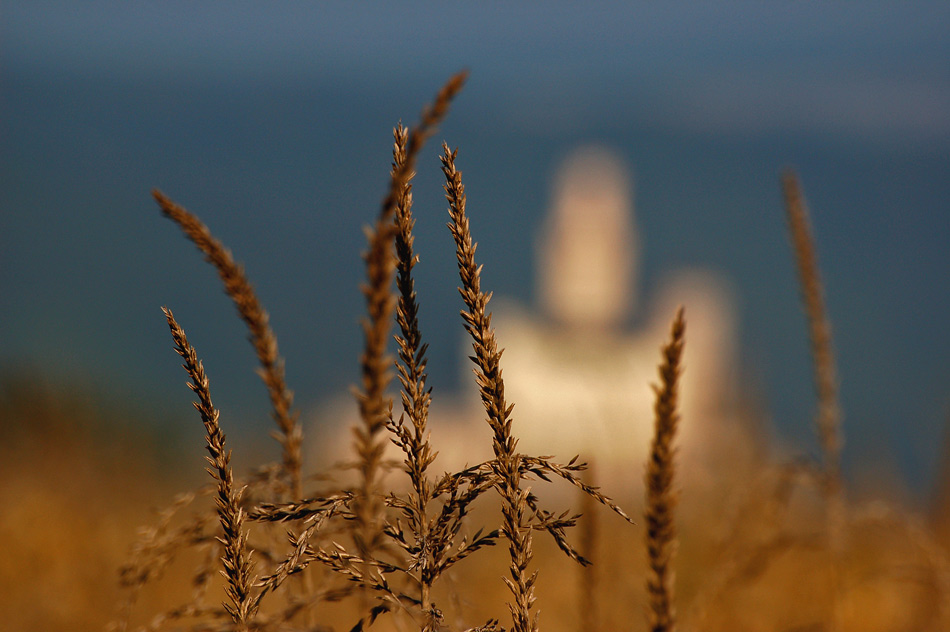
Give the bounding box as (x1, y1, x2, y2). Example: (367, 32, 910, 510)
(3, 73, 948, 632)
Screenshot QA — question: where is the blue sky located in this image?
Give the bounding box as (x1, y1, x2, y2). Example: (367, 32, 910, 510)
(2, 3, 948, 498)
(7, 4, 949, 126)
(6, 4, 949, 141)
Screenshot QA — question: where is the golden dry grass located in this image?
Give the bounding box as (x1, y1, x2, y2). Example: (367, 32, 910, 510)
(2, 72, 949, 632)
(645, 308, 685, 632)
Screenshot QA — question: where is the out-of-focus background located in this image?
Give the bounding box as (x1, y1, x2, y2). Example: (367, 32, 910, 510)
(2, 3, 949, 630)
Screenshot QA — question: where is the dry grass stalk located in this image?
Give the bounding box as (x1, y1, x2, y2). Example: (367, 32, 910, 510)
(578, 464, 600, 632)
(442, 142, 537, 632)
(391, 123, 432, 493)
(782, 170, 846, 629)
(781, 170, 843, 495)
(388, 122, 442, 630)
(163, 306, 257, 629)
(152, 190, 303, 501)
(362, 122, 502, 630)
(353, 72, 468, 563)
(645, 307, 685, 632)
(250, 492, 354, 605)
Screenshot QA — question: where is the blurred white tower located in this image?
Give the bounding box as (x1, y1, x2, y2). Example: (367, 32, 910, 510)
(538, 147, 639, 329)
(488, 145, 745, 479)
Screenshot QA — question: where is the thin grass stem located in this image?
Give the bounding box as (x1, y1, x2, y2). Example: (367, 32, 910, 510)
(645, 308, 685, 632)
(163, 307, 257, 629)
(153, 191, 303, 502)
(443, 143, 536, 632)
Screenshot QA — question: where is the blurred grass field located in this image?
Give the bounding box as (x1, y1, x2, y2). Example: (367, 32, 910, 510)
(2, 366, 948, 631)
